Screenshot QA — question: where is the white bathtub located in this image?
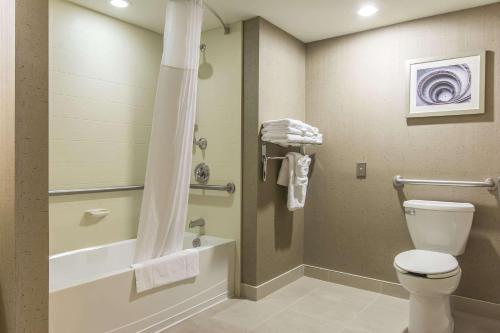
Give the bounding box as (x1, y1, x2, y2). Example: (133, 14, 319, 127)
(49, 233, 235, 333)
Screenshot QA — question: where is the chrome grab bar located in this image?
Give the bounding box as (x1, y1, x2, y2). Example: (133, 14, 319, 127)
(393, 175, 496, 191)
(189, 183, 235, 193)
(49, 182, 236, 196)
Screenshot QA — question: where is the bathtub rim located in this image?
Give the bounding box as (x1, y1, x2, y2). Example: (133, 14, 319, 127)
(49, 233, 235, 293)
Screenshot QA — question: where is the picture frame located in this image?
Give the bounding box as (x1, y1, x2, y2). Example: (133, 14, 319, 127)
(406, 51, 485, 118)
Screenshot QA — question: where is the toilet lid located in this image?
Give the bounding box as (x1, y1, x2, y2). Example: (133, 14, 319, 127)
(394, 249, 458, 275)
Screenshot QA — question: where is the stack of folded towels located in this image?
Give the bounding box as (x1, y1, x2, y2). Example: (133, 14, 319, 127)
(261, 119, 322, 146)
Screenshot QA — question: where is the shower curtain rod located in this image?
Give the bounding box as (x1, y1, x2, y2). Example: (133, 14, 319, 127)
(204, 2, 230, 34)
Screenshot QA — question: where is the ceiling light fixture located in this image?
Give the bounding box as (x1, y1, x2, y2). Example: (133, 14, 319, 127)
(357, 4, 378, 17)
(110, 0, 130, 8)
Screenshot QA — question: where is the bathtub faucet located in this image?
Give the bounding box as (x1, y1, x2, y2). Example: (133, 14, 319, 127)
(189, 218, 205, 228)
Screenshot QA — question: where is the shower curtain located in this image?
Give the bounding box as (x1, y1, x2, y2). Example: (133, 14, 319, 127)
(134, 0, 203, 264)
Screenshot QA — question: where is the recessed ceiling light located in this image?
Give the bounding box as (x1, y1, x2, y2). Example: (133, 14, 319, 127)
(110, 0, 130, 8)
(357, 4, 378, 17)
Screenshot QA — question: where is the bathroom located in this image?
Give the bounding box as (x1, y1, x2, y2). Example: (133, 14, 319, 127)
(1, 0, 499, 332)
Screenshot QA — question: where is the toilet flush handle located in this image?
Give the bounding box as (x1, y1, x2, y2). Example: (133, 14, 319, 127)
(405, 208, 416, 215)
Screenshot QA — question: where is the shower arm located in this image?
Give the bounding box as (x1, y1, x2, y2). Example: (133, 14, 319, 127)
(204, 2, 230, 34)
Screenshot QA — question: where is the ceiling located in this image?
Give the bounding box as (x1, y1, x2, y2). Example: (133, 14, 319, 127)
(69, 0, 500, 42)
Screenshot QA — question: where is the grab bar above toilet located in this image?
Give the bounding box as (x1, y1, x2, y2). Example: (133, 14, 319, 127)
(393, 175, 497, 191)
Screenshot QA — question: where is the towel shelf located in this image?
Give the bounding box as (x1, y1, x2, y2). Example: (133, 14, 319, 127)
(393, 175, 497, 191)
(49, 182, 236, 196)
(261, 142, 320, 182)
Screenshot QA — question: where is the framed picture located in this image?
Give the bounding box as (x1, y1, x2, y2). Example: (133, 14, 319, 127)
(406, 51, 485, 118)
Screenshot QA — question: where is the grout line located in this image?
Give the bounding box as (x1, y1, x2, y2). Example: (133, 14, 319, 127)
(248, 278, 327, 331)
(337, 289, 382, 332)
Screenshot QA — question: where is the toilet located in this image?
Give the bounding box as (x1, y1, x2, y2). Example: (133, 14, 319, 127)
(394, 200, 475, 333)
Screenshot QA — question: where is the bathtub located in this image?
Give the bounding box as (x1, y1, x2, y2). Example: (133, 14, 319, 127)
(49, 233, 235, 333)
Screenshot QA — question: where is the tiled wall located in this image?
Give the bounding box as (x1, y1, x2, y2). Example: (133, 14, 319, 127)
(187, 23, 242, 291)
(49, 0, 242, 258)
(49, 0, 161, 254)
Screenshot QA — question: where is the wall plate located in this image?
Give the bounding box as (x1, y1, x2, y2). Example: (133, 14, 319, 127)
(356, 162, 367, 178)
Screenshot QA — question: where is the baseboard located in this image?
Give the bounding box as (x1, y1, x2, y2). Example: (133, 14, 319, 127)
(304, 264, 500, 320)
(451, 295, 500, 320)
(304, 264, 409, 299)
(240, 265, 304, 301)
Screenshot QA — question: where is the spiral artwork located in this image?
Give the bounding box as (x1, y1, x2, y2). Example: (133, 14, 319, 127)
(416, 64, 472, 106)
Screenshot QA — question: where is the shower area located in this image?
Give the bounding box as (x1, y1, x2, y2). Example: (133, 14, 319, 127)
(48, 0, 242, 331)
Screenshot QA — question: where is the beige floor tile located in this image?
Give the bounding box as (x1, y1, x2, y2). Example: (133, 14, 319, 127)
(211, 276, 330, 330)
(251, 309, 344, 333)
(162, 278, 499, 333)
(211, 297, 285, 330)
(454, 311, 500, 333)
(340, 328, 371, 333)
(290, 284, 377, 324)
(165, 316, 249, 333)
(264, 276, 330, 301)
(345, 301, 408, 333)
(316, 282, 380, 303)
(370, 293, 409, 311)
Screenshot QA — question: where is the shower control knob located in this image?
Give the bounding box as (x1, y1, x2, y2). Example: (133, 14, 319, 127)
(196, 137, 208, 150)
(194, 163, 210, 184)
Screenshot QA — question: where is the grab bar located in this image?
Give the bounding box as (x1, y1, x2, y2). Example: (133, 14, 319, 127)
(393, 175, 496, 191)
(49, 182, 236, 196)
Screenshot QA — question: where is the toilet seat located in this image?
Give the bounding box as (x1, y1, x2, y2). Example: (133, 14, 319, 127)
(394, 249, 459, 279)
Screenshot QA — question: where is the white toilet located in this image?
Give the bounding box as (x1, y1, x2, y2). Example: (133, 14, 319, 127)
(394, 200, 475, 333)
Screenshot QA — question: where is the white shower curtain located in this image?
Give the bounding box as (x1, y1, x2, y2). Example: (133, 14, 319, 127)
(134, 0, 203, 265)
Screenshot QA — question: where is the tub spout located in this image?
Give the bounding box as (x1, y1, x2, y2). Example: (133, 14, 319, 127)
(189, 218, 205, 228)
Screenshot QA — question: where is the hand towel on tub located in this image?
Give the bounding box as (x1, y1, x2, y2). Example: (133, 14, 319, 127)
(278, 152, 311, 211)
(132, 249, 199, 293)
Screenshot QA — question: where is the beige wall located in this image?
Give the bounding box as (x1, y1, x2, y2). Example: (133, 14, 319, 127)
(0, 0, 49, 331)
(242, 18, 306, 286)
(187, 23, 242, 292)
(48, 0, 161, 254)
(305, 4, 500, 304)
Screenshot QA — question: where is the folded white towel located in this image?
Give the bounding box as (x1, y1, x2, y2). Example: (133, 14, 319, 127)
(261, 127, 304, 136)
(261, 126, 318, 137)
(132, 249, 199, 293)
(262, 133, 323, 146)
(279, 152, 311, 211)
(262, 119, 319, 134)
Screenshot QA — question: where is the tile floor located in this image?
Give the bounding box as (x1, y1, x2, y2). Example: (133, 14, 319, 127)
(165, 277, 500, 333)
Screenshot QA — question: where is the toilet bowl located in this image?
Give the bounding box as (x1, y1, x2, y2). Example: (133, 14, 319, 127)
(395, 249, 462, 333)
(395, 200, 475, 333)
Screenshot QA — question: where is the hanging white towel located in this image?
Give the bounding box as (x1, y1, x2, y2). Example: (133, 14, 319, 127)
(279, 152, 311, 211)
(132, 249, 199, 293)
(277, 158, 289, 186)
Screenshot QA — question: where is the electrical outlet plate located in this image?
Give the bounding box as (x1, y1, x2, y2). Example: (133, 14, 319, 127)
(356, 162, 367, 178)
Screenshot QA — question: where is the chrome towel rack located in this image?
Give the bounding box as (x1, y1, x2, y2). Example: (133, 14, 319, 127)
(261, 142, 321, 182)
(393, 175, 497, 191)
(49, 182, 236, 196)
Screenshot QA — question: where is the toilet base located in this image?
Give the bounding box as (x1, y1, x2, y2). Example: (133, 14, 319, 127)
(409, 293, 454, 333)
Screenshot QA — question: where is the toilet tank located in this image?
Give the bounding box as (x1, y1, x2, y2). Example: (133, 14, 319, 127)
(403, 200, 475, 255)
